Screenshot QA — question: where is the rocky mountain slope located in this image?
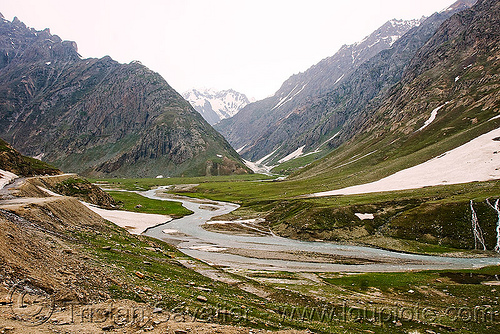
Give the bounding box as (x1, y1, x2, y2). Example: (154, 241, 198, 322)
(293, 0, 499, 188)
(215, 17, 424, 162)
(183, 88, 251, 125)
(216, 1, 476, 170)
(0, 15, 249, 178)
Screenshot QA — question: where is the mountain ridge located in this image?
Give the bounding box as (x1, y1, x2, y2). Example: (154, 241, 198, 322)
(216, 1, 477, 171)
(0, 15, 249, 178)
(292, 0, 499, 188)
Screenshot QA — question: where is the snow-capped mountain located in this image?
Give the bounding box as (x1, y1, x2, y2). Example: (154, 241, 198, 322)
(183, 88, 251, 125)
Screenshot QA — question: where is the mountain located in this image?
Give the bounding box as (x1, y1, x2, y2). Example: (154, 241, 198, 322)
(0, 15, 249, 178)
(293, 0, 498, 187)
(182, 88, 251, 125)
(216, 1, 478, 172)
(215, 17, 424, 163)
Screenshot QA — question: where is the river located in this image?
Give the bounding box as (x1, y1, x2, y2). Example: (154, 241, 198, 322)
(142, 186, 500, 272)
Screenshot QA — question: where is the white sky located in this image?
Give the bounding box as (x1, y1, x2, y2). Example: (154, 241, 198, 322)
(1, 0, 456, 99)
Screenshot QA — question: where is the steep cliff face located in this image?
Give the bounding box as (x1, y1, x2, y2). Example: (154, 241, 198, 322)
(0, 15, 249, 178)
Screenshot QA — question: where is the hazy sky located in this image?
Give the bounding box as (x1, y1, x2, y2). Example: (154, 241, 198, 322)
(1, 0, 456, 99)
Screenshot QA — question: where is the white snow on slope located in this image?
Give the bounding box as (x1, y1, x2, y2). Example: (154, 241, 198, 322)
(183, 88, 250, 124)
(243, 159, 275, 175)
(278, 146, 305, 164)
(271, 84, 306, 111)
(236, 145, 247, 153)
(317, 132, 340, 150)
(417, 103, 449, 131)
(355, 213, 374, 220)
(82, 202, 172, 235)
(489, 114, 500, 122)
(334, 74, 344, 85)
(256, 148, 279, 165)
(312, 127, 500, 197)
(243, 148, 280, 175)
(272, 84, 298, 110)
(0, 169, 17, 189)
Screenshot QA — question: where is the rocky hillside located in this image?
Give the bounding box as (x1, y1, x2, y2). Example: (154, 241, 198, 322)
(215, 17, 424, 161)
(0, 15, 249, 178)
(293, 0, 499, 186)
(0, 137, 60, 176)
(183, 88, 251, 125)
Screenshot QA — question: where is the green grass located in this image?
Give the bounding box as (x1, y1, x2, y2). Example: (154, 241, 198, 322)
(106, 190, 193, 217)
(89, 174, 275, 192)
(71, 219, 500, 333)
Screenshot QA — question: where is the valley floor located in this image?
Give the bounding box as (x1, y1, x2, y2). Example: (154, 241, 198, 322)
(1, 174, 500, 333)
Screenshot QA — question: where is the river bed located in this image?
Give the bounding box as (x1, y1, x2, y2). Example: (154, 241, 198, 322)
(141, 187, 500, 272)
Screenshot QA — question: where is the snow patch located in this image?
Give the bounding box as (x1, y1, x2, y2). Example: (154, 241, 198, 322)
(334, 74, 344, 85)
(236, 145, 247, 153)
(83, 202, 171, 235)
(316, 132, 340, 150)
(37, 186, 61, 197)
(355, 213, 374, 220)
(162, 229, 179, 234)
(0, 169, 18, 189)
(189, 245, 227, 252)
(278, 146, 305, 164)
(256, 148, 279, 165)
(271, 84, 306, 111)
(243, 159, 276, 175)
(489, 114, 500, 122)
(183, 88, 250, 124)
(312, 127, 500, 197)
(417, 102, 449, 131)
(206, 218, 260, 225)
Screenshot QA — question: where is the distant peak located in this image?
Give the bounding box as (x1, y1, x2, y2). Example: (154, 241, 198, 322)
(183, 88, 251, 125)
(388, 17, 424, 28)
